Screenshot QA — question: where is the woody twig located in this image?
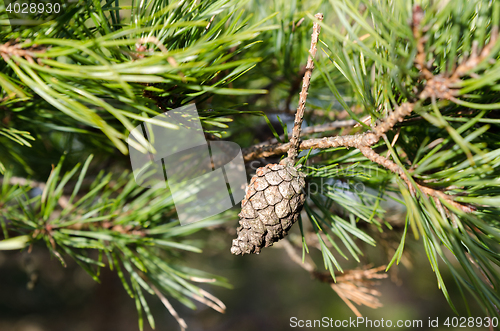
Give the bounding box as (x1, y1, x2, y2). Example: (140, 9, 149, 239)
(286, 13, 324, 163)
(281, 239, 387, 317)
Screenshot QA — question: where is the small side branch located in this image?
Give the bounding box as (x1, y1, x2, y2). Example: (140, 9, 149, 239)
(281, 238, 315, 273)
(287, 13, 324, 161)
(0, 41, 36, 62)
(257, 119, 357, 146)
(372, 103, 414, 139)
(280, 238, 387, 317)
(359, 146, 475, 213)
(152, 285, 188, 331)
(244, 101, 414, 162)
(243, 133, 371, 161)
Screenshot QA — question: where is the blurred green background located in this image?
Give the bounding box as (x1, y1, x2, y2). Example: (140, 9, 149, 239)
(0, 223, 489, 331)
(1, 0, 498, 329)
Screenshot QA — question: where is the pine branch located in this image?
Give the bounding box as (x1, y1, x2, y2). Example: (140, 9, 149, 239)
(358, 146, 475, 213)
(0, 155, 231, 331)
(243, 3, 498, 214)
(255, 119, 358, 146)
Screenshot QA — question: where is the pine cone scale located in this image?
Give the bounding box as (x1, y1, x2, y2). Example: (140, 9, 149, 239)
(278, 169, 293, 181)
(265, 171, 283, 185)
(250, 191, 267, 210)
(264, 185, 283, 205)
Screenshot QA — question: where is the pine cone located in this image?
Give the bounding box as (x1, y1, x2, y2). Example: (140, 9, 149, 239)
(231, 162, 306, 255)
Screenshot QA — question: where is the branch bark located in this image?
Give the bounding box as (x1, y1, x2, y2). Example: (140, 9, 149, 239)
(287, 13, 324, 162)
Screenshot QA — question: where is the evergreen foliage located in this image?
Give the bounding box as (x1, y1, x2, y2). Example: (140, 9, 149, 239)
(1, 0, 500, 328)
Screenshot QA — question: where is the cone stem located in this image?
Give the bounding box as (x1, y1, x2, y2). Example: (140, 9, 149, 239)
(287, 13, 324, 162)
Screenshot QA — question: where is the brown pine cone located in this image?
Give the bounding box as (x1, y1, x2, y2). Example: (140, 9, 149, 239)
(231, 162, 306, 255)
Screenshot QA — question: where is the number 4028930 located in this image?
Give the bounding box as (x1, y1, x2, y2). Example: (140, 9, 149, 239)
(6, 2, 61, 14)
(443, 316, 498, 328)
